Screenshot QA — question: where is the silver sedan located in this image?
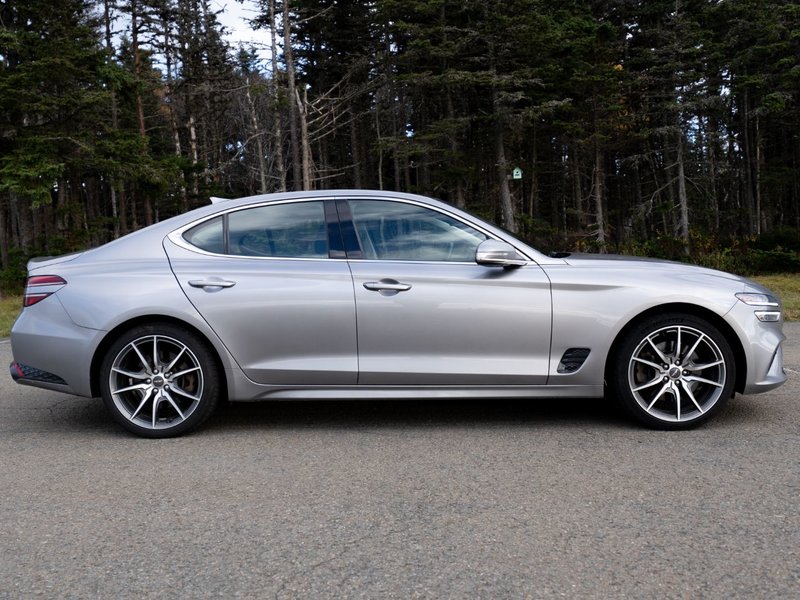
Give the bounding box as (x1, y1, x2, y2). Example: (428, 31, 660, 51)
(10, 190, 786, 437)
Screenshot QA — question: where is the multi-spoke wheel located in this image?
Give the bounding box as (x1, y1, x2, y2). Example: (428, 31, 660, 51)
(610, 314, 736, 429)
(100, 324, 220, 437)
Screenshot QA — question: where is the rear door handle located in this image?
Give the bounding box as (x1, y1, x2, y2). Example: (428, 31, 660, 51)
(363, 279, 412, 293)
(188, 279, 236, 289)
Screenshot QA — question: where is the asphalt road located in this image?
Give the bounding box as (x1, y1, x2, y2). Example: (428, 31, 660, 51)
(1, 326, 798, 599)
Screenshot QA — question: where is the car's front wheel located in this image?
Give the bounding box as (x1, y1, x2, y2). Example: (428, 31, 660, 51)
(610, 313, 736, 429)
(100, 323, 220, 438)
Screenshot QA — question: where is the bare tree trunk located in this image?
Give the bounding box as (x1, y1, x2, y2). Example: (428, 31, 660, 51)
(393, 95, 402, 191)
(633, 160, 646, 238)
(755, 113, 763, 234)
(420, 156, 431, 196)
(131, 1, 146, 140)
(706, 117, 720, 232)
(56, 179, 67, 233)
(296, 89, 312, 190)
(131, 0, 153, 226)
(528, 127, 537, 218)
(742, 89, 756, 234)
(246, 74, 269, 193)
(593, 141, 606, 250)
(161, 10, 189, 212)
(666, 154, 678, 236)
(199, 0, 217, 195)
(269, 0, 286, 192)
(188, 113, 200, 198)
(455, 181, 466, 210)
(350, 109, 362, 188)
(375, 100, 383, 190)
(283, 0, 302, 190)
(571, 144, 583, 227)
(393, 150, 401, 192)
(160, 6, 188, 212)
(83, 178, 97, 244)
(487, 15, 515, 234)
(31, 203, 43, 248)
(676, 130, 690, 253)
(102, 0, 120, 237)
(11, 191, 33, 252)
(388, 33, 401, 192)
(495, 131, 517, 233)
(445, 91, 465, 209)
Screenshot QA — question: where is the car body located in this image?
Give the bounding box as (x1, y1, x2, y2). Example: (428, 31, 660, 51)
(10, 190, 786, 437)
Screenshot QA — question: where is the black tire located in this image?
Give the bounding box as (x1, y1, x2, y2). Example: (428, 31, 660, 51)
(609, 313, 736, 430)
(99, 323, 220, 438)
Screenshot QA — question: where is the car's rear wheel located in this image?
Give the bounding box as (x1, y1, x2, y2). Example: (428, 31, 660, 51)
(100, 324, 220, 438)
(610, 313, 736, 429)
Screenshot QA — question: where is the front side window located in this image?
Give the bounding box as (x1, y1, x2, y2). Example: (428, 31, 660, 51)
(348, 200, 486, 262)
(182, 201, 329, 259)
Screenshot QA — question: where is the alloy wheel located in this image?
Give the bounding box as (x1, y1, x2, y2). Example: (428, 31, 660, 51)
(627, 324, 727, 423)
(108, 334, 205, 431)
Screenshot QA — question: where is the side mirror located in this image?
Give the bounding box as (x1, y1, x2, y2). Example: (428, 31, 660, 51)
(475, 239, 527, 267)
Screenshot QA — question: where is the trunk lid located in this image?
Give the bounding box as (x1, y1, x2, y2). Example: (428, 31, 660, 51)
(27, 252, 84, 272)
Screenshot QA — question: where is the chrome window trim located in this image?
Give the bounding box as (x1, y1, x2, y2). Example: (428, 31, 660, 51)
(167, 197, 336, 260)
(343, 197, 532, 265)
(166, 194, 533, 265)
(344, 258, 486, 267)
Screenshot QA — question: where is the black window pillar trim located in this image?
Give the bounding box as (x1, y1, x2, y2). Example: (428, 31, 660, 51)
(222, 214, 230, 254)
(324, 199, 347, 259)
(334, 199, 363, 259)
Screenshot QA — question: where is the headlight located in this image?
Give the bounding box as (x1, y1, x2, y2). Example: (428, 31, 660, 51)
(735, 292, 781, 322)
(735, 292, 780, 307)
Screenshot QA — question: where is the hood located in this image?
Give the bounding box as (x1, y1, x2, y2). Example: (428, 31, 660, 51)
(560, 253, 747, 283)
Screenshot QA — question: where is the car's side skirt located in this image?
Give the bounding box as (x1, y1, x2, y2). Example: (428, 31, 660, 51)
(227, 384, 605, 401)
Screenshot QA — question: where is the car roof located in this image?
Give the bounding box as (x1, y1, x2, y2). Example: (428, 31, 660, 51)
(206, 189, 451, 211)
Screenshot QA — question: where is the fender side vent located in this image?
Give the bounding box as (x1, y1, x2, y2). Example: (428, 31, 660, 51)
(557, 348, 591, 374)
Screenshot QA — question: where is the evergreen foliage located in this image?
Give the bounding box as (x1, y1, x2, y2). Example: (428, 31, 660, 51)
(0, 0, 798, 291)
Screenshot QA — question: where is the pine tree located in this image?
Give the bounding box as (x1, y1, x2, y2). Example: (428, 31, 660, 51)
(0, 0, 111, 254)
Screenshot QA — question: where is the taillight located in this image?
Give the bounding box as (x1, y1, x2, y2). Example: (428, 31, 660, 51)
(23, 275, 67, 307)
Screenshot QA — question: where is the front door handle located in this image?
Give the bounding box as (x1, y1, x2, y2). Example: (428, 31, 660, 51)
(363, 279, 412, 293)
(188, 278, 236, 289)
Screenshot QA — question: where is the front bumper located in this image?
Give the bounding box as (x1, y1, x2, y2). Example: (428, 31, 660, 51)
(726, 300, 787, 395)
(744, 342, 786, 395)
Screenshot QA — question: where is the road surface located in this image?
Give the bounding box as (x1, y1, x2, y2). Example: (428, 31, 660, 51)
(1, 326, 798, 598)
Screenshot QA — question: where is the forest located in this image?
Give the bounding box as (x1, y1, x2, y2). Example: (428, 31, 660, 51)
(1, 0, 799, 290)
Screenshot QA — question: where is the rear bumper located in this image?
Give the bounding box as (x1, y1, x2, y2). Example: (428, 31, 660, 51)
(10, 296, 102, 397)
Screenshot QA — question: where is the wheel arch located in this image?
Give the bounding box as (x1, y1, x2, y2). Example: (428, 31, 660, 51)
(90, 315, 229, 400)
(604, 303, 747, 395)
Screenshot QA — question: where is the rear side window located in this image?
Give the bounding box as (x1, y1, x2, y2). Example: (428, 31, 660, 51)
(229, 202, 328, 258)
(183, 216, 225, 254)
(182, 201, 329, 259)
